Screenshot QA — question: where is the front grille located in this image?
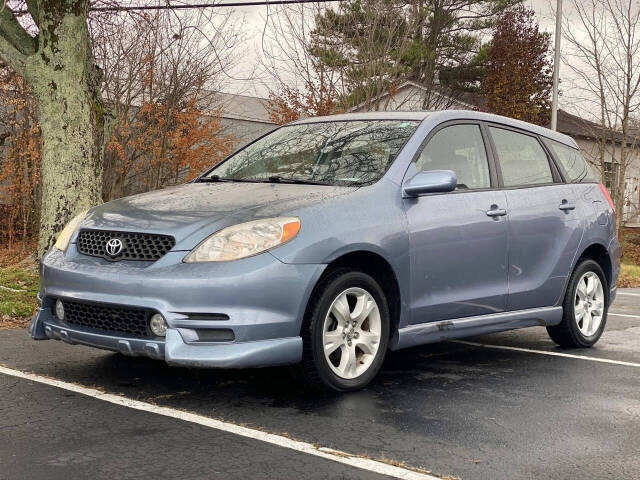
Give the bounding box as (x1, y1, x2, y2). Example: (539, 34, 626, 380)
(58, 300, 151, 337)
(77, 229, 175, 261)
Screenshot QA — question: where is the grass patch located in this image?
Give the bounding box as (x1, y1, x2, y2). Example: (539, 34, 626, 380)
(621, 228, 640, 263)
(619, 227, 640, 287)
(618, 263, 640, 288)
(0, 242, 36, 267)
(0, 263, 39, 329)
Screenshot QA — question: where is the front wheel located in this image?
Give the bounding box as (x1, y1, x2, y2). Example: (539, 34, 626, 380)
(299, 269, 390, 392)
(547, 259, 608, 348)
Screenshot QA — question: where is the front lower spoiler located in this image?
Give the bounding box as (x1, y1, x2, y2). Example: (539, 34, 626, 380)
(29, 308, 302, 369)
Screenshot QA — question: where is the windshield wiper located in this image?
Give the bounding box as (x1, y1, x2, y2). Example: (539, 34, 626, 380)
(198, 175, 331, 185)
(197, 175, 229, 183)
(267, 175, 331, 186)
(197, 175, 260, 183)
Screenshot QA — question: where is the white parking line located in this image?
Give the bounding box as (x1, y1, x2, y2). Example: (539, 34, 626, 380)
(453, 340, 640, 368)
(617, 292, 640, 297)
(609, 312, 640, 319)
(0, 365, 439, 480)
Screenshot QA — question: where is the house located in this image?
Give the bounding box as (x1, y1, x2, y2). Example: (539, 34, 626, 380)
(552, 109, 640, 224)
(350, 81, 640, 225)
(213, 92, 277, 148)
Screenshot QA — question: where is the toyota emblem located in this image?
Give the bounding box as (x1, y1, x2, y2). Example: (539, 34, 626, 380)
(105, 238, 124, 257)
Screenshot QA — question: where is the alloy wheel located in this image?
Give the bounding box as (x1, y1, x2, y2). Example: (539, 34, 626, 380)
(322, 287, 382, 380)
(574, 271, 605, 337)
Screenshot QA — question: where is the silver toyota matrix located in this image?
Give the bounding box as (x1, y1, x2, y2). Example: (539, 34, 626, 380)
(30, 111, 621, 391)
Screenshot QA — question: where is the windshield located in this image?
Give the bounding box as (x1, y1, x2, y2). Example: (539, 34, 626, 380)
(202, 120, 420, 186)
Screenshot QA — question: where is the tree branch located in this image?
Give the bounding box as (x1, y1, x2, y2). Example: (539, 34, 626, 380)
(0, 5, 36, 55)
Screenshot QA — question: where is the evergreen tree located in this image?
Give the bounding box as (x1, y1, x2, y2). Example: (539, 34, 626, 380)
(310, 0, 521, 109)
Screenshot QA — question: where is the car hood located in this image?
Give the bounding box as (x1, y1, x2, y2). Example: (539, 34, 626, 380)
(81, 182, 355, 248)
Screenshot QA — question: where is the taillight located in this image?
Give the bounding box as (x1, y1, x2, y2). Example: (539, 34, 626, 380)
(598, 183, 616, 213)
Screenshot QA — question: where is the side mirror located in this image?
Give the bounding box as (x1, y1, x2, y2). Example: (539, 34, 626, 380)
(403, 170, 457, 197)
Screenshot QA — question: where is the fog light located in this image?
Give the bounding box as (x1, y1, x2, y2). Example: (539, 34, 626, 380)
(55, 299, 65, 321)
(149, 313, 168, 337)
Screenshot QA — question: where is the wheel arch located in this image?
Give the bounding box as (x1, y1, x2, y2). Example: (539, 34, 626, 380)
(300, 250, 403, 341)
(576, 243, 613, 288)
(561, 243, 613, 306)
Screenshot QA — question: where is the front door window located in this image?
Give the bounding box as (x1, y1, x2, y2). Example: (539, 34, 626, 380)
(416, 124, 491, 190)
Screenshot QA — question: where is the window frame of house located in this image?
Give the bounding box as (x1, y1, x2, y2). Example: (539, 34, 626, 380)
(604, 161, 620, 195)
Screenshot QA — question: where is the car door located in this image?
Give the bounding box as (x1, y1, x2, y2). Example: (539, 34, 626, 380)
(404, 122, 509, 324)
(487, 126, 583, 311)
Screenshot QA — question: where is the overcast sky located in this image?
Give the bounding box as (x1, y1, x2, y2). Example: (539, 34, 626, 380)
(217, 0, 573, 109)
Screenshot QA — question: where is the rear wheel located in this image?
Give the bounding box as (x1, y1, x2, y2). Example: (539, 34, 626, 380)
(547, 259, 608, 347)
(299, 269, 390, 392)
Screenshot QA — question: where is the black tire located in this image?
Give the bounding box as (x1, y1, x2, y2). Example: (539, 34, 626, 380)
(546, 259, 608, 348)
(298, 268, 390, 392)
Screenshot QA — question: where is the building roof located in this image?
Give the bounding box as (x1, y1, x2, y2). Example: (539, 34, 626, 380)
(103, 86, 276, 125)
(212, 91, 275, 124)
(349, 80, 480, 112)
(554, 109, 600, 138)
(554, 109, 618, 142)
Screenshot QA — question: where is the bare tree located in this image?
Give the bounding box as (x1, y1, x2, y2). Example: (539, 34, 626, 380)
(259, 4, 346, 116)
(0, 65, 40, 246)
(563, 0, 640, 232)
(92, 8, 243, 200)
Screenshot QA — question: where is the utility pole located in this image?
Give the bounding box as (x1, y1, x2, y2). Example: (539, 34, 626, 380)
(551, 0, 562, 131)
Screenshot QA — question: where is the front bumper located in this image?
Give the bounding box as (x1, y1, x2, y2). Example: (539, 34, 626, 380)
(30, 246, 325, 368)
(30, 311, 302, 367)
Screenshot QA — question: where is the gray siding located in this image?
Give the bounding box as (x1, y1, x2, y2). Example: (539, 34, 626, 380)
(220, 117, 277, 150)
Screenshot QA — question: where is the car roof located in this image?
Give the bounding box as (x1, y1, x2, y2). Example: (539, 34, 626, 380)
(428, 110, 578, 148)
(288, 110, 578, 149)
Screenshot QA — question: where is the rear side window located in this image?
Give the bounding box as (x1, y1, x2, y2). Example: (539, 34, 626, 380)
(544, 139, 598, 183)
(489, 127, 554, 187)
(417, 124, 491, 189)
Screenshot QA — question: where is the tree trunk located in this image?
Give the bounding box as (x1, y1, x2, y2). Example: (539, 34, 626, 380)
(21, 2, 111, 256)
(615, 162, 626, 236)
(31, 83, 105, 255)
(616, 133, 628, 238)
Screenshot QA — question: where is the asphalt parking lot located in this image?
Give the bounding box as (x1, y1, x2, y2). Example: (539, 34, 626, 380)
(1, 289, 639, 480)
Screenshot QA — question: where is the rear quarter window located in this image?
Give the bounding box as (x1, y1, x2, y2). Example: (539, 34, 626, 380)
(544, 139, 598, 183)
(489, 127, 554, 186)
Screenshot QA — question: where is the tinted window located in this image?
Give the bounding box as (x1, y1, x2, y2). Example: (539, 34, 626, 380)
(545, 139, 598, 183)
(205, 120, 419, 186)
(417, 124, 490, 189)
(490, 127, 553, 186)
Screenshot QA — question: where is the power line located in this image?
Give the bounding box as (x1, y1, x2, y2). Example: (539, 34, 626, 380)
(92, 0, 343, 11)
(12, 0, 343, 15)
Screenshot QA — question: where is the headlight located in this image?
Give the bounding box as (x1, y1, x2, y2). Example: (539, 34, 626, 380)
(53, 210, 88, 252)
(184, 217, 301, 263)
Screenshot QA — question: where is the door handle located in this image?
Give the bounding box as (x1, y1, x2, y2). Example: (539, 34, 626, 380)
(559, 200, 576, 211)
(486, 206, 507, 217)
